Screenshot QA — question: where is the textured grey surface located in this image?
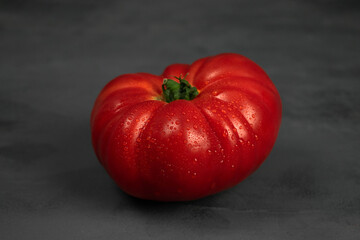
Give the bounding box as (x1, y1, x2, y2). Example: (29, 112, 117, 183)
(1, 0, 360, 239)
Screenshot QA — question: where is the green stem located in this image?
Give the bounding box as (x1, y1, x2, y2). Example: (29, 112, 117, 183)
(162, 74, 199, 103)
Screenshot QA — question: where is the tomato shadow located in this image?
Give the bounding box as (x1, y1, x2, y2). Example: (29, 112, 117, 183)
(119, 189, 187, 210)
(118, 188, 232, 231)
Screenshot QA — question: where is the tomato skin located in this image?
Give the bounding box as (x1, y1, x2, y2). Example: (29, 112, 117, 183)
(91, 53, 282, 201)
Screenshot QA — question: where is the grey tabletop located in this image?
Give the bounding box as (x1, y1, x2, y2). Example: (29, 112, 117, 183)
(1, 0, 359, 239)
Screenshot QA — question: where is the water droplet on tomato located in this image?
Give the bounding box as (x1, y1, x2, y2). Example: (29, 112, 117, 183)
(222, 130, 228, 137)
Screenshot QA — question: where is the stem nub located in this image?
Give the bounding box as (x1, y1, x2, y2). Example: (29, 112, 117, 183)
(162, 74, 199, 103)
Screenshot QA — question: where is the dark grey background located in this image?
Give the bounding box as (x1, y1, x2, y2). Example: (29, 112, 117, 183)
(1, 0, 359, 239)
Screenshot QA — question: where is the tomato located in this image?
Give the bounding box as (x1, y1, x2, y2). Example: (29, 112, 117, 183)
(91, 53, 282, 201)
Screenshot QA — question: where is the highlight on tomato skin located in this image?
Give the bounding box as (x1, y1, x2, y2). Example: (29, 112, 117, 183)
(91, 53, 282, 201)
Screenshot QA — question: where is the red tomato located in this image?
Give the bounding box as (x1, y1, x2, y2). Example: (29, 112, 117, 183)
(91, 53, 281, 201)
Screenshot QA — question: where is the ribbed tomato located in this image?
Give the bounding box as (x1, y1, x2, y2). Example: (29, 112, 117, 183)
(91, 53, 281, 201)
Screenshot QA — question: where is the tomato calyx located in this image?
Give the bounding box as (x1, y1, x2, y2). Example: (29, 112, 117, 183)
(162, 74, 199, 103)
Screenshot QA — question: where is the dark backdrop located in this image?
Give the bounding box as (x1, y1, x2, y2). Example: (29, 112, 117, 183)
(1, 0, 359, 239)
